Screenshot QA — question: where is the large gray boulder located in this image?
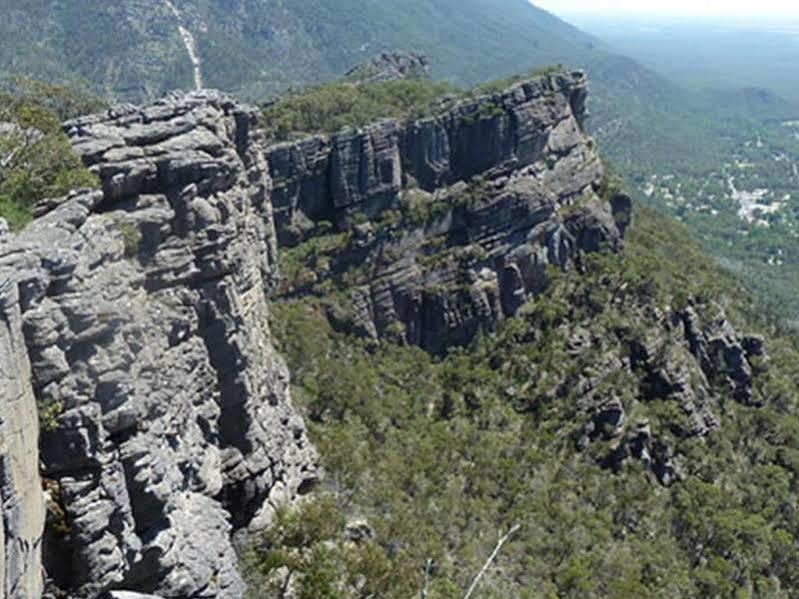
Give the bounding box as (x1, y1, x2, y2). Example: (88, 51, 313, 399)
(0, 90, 318, 598)
(343, 51, 430, 83)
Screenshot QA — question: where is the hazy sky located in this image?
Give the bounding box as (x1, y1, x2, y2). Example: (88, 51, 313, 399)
(533, 0, 799, 17)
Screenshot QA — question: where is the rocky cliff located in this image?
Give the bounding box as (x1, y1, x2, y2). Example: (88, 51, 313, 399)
(260, 69, 785, 593)
(0, 91, 318, 597)
(264, 67, 772, 491)
(0, 67, 778, 598)
(267, 70, 631, 353)
(0, 258, 45, 599)
(342, 51, 431, 83)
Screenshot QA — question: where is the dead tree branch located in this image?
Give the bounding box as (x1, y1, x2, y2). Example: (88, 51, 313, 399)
(463, 523, 521, 599)
(420, 558, 433, 599)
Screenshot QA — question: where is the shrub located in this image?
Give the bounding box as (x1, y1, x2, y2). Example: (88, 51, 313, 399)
(0, 83, 99, 229)
(118, 223, 142, 258)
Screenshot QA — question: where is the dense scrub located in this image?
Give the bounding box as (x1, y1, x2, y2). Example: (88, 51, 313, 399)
(0, 79, 100, 228)
(260, 65, 567, 144)
(261, 77, 458, 142)
(243, 201, 799, 597)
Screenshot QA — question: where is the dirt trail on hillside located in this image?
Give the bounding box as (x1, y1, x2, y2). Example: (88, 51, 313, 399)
(163, 0, 204, 90)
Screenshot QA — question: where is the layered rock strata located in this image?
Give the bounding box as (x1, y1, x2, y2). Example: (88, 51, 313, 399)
(0, 90, 318, 598)
(0, 271, 45, 599)
(269, 70, 630, 353)
(267, 70, 593, 243)
(264, 69, 770, 487)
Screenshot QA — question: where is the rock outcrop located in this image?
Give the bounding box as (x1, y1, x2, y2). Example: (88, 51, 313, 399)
(263, 68, 771, 490)
(268, 70, 596, 242)
(343, 51, 430, 83)
(0, 273, 45, 599)
(269, 70, 630, 353)
(0, 90, 318, 598)
(567, 300, 769, 485)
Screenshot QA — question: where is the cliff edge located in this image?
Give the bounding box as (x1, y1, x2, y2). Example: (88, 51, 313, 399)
(0, 91, 318, 598)
(267, 70, 631, 353)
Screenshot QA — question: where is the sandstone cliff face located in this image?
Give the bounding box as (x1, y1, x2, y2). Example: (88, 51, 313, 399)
(264, 70, 772, 487)
(268, 70, 595, 242)
(0, 270, 45, 599)
(0, 68, 752, 598)
(0, 91, 318, 598)
(268, 71, 630, 354)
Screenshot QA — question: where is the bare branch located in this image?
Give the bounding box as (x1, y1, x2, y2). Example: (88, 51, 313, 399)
(1, 145, 22, 170)
(420, 558, 433, 599)
(463, 523, 521, 599)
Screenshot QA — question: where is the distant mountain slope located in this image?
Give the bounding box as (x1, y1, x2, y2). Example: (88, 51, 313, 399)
(1, 2, 194, 100)
(0, 1, 686, 175)
(15, 1, 793, 316)
(3, 1, 697, 166)
(0, 0, 644, 102)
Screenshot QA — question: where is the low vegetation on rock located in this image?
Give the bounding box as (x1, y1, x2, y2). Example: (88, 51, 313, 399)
(260, 64, 570, 144)
(261, 77, 457, 142)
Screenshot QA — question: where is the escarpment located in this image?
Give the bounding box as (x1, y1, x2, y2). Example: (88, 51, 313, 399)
(0, 68, 780, 598)
(0, 91, 318, 598)
(268, 70, 595, 239)
(265, 69, 773, 486)
(268, 70, 631, 353)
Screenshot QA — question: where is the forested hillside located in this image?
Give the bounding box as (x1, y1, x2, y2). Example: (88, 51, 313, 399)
(576, 17, 799, 320)
(2, 5, 799, 595)
(238, 72, 799, 597)
(252, 205, 799, 598)
(0, 0, 610, 101)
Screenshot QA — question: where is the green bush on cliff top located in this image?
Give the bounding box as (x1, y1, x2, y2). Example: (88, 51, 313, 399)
(261, 65, 565, 143)
(0, 78, 100, 229)
(261, 77, 458, 142)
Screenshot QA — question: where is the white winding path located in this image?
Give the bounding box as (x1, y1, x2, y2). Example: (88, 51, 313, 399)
(163, 0, 204, 90)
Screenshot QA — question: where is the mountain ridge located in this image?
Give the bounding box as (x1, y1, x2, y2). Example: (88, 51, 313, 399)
(2, 4, 799, 598)
(0, 0, 649, 101)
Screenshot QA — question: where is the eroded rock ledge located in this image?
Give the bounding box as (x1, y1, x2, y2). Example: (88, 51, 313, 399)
(0, 90, 318, 598)
(268, 70, 631, 353)
(267, 70, 595, 243)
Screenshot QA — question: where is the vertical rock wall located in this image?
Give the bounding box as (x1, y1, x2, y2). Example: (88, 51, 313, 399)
(0, 91, 318, 598)
(0, 278, 45, 599)
(265, 70, 630, 354)
(266, 70, 594, 244)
